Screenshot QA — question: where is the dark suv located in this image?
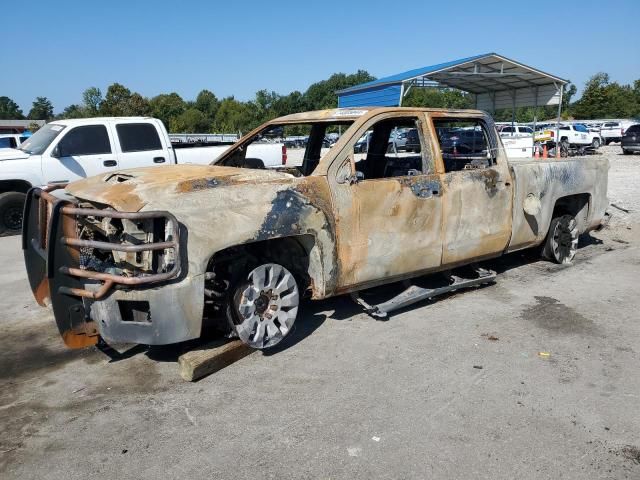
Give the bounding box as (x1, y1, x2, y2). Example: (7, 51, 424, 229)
(622, 124, 640, 155)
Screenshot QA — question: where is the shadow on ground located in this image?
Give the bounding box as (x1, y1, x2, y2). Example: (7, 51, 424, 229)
(88, 232, 607, 363)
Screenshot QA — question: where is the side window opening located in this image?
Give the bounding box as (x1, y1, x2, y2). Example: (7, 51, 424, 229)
(116, 123, 162, 152)
(217, 121, 352, 176)
(353, 117, 430, 181)
(433, 118, 495, 173)
(59, 125, 111, 156)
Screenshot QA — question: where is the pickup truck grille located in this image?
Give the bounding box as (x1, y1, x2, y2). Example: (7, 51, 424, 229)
(23, 187, 181, 302)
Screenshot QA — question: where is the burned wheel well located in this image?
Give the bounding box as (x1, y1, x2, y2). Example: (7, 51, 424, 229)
(552, 193, 591, 230)
(201, 235, 316, 330)
(205, 235, 316, 294)
(0, 180, 32, 194)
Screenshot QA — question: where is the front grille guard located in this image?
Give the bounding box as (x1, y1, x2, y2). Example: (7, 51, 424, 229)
(23, 186, 182, 302)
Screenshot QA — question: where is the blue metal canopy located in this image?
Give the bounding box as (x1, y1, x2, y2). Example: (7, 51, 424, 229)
(337, 53, 568, 111)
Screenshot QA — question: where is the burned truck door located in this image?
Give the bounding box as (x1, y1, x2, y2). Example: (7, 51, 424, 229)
(430, 115, 513, 265)
(329, 113, 444, 290)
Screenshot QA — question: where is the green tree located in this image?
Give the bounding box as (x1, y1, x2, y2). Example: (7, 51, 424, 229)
(100, 83, 134, 116)
(304, 70, 375, 110)
(100, 84, 151, 116)
(28, 96, 54, 120)
(0, 96, 24, 119)
(273, 90, 306, 117)
(170, 108, 210, 133)
(194, 89, 219, 124)
(403, 88, 473, 109)
(127, 93, 152, 116)
(150, 93, 186, 129)
(569, 73, 640, 119)
(60, 104, 85, 119)
(82, 87, 103, 116)
(212, 97, 254, 134)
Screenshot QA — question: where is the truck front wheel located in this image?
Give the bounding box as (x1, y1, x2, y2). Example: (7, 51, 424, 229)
(0, 191, 26, 235)
(228, 263, 300, 349)
(543, 214, 578, 264)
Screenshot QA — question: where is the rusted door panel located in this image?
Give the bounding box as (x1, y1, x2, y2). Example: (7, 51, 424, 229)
(440, 165, 513, 265)
(332, 174, 443, 289)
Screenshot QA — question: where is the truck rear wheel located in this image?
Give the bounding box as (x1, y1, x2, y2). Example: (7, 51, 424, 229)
(228, 263, 299, 349)
(543, 214, 578, 264)
(0, 191, 26, 235)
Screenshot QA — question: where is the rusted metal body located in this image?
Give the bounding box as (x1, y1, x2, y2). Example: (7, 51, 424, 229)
(22, 107, 609, 349)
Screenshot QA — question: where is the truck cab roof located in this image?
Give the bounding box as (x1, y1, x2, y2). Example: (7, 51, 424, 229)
(47, 117, 158, 128)
(272, 107, 487, 124)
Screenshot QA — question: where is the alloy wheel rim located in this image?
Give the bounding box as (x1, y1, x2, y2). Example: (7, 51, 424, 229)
(235, 263, 299, 349)
(552, 216, 578, 264)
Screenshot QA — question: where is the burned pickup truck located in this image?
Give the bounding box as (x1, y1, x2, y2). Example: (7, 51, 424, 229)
(23, 108, 609, 350)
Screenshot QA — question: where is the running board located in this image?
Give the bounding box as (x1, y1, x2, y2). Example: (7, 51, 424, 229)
(351, 268, 497, 319)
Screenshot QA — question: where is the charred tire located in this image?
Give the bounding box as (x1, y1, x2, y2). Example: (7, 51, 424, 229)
(543, 214, 579, 265)
(0, 191, 26, 235)
(623, 149, 632, 155)
(227, 263, 299, 349)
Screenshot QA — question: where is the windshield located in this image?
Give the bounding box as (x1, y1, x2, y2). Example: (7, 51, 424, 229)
(574, 124, 588, 133)
(19, 124, 66, 155)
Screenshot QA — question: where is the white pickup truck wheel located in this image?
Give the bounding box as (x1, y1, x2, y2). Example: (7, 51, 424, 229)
(0, 192, 26, 235)
(230, 263, 299, 349)
(543, 214, 578, 264)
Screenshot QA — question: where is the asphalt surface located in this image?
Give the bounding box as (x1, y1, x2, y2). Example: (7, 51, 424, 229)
(1, 146, 639, 479)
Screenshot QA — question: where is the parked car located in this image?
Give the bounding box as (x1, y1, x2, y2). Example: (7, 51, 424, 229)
(573, 123, 602, 148)
(23, 107, 608, 351)
(621, 124, 640, 155)
(535, 124, 596, 149)
(0, 117, 285, 234)
(0, 134, 30, 149)
(600, 120, 638, 144)
(497, 125, 533, 136)
(354, 131, 372, 153)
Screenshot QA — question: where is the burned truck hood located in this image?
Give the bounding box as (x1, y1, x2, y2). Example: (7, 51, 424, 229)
(65, 164, 297, 211)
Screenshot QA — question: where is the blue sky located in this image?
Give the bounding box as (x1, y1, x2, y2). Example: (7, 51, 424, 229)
(3, 0, 639, 113)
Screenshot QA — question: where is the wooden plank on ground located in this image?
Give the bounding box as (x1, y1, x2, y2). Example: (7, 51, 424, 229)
(178, 339, 254, 381)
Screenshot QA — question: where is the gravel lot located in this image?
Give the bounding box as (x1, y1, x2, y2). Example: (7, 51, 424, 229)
(1, 145, 639, 479)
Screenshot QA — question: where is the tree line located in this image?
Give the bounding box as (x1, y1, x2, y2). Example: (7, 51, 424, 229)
(1, 71, 638, 133)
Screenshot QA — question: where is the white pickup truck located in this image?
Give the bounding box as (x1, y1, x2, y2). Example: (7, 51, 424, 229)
(600, 120, 638, 144)
(0, 117, 286, 234)
(535, 123, 601, 149)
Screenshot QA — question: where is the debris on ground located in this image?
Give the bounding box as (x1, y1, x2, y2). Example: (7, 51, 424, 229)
(621, 445, 640, 464)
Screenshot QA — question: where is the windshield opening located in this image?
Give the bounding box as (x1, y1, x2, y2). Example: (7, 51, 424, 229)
(214, 121, 354, 176)
(19, 124, 66, 155)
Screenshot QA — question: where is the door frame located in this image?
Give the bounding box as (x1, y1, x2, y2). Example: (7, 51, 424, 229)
(327, 111, 446, 292)
(425, 112, 514, 267)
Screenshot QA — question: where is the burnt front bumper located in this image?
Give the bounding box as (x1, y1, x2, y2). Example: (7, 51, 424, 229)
(22, 187, 196, 348)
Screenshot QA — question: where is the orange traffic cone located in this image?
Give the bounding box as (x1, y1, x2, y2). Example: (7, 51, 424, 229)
(542, 144, 548, 159)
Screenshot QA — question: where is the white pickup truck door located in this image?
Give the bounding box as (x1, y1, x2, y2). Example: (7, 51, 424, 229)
(430, 115, 513, 266)
(112, 122, 170, 169)
(42, 124, 119, 185)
